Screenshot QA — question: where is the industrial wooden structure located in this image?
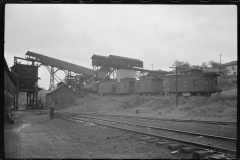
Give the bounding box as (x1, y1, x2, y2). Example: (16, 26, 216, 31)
(91, 54, 144, 79)
(10, 57, 40, 109)
(26, 51, 106, 91)
(46, 84, 76, 109)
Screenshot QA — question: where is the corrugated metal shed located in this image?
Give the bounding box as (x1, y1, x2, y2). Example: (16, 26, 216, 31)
(46, 84, 76, 109)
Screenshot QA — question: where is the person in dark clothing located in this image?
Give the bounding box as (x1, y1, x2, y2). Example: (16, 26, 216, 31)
(50, 102, 55, 119)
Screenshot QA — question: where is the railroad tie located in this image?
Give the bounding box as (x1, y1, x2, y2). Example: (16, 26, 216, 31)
(207, 154, 228, 159)
(180, 147, 198, 154)
(193, 150, 212, 159)
(167, 144, 184, 151)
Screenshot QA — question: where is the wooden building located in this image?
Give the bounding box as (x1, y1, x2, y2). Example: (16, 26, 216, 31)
(46, 84, 76, 109)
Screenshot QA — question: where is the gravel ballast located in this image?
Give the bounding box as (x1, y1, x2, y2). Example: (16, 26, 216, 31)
(4, 110, 193, 159)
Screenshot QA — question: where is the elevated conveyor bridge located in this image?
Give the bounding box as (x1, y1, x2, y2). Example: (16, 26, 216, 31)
(25, 51, 106, 90)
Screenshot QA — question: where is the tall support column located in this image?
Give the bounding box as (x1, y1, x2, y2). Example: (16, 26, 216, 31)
(35, 81, 38, 109)
(27, 92, 29, 108)
(49, 66, 54, 90)
(16, 79, 19, 110)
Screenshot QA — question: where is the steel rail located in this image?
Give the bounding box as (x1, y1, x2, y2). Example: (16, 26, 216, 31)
(75, 112, 237, 126)
(56, 114, 236, 156)
(72, 114, 236, 142)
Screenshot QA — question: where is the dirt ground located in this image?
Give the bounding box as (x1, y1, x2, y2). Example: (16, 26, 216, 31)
(4, 110, 192, 159)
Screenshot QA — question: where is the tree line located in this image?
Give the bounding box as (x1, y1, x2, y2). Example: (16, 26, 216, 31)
(171, 60, 222, 69)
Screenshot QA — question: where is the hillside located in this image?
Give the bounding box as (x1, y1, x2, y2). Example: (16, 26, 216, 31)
(61, 88, 237, 122)
(218, 75, 237, 91)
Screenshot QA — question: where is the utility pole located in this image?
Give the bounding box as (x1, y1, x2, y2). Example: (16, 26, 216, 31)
(169, 66, 185, 106)
(220, 53, 222, 65)
(151, 64, 153, 70)
(219, 53, 222, 69)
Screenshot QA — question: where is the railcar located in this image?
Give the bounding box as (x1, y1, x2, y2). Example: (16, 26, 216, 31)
(168, 69, 221, 96)
(115, 79, 135, 95)
(134, 76, 164, 95)
(4, 58, 16, 122)
(82, 81, 100, 93)
(98, 81, 116, 95)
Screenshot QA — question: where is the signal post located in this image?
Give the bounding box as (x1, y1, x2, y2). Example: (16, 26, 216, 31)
(169, 66, 185, 106)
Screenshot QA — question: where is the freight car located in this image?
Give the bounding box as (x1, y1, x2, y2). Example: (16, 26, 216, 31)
(4, 58, 16, 123)
(82, 81, 100, 94)
(134, 76, 164, 95)
(98, 81, 116, 95)
(168, 68, 222, 96)
(82, 76, 164, 96)
(116, 78, 135, 95)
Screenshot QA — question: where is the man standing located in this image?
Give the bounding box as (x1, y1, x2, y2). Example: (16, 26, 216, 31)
(11, 103, 14, 116)
(50, 102, 55, 119)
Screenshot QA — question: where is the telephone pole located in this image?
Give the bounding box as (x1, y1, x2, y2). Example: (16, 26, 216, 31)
(151, 64, 153, 70)
(220, 53, 222, 65)
(169, 66, 185, 106)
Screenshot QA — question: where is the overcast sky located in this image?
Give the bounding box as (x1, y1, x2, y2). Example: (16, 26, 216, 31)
(5, 4, 237, 90)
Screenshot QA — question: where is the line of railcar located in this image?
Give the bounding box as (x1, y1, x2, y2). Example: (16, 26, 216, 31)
(82, 68, 221, 97)
(4, 58, 17, 122)
(82, 75, 164, 96)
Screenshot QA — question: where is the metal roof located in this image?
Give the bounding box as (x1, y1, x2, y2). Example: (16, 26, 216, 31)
(91, 54, 111, 59)
(225, 61, 237, 66)
(109, 55, 143, 62)
(46, 84, 76, 95)
(26, 51, 105, 79)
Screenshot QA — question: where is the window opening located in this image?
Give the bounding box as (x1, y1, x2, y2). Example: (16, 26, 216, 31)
(193, 79, 197, 86)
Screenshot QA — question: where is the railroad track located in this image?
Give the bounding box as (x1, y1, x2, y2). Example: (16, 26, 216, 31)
(75, 112, 237, 126)
(56, 112, 236, 159)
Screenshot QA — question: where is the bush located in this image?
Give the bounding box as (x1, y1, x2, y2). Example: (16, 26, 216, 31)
(218, 79, 237, 91)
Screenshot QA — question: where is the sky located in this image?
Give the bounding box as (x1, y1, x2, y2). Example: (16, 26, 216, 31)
(4, 4, 237, 90)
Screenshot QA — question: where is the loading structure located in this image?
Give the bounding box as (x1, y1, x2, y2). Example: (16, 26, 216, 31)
(11, 57, 41, 110)
(91, 54, 144, 80)
(25, 51, 106, 93)
(91, 54, 170, 80)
